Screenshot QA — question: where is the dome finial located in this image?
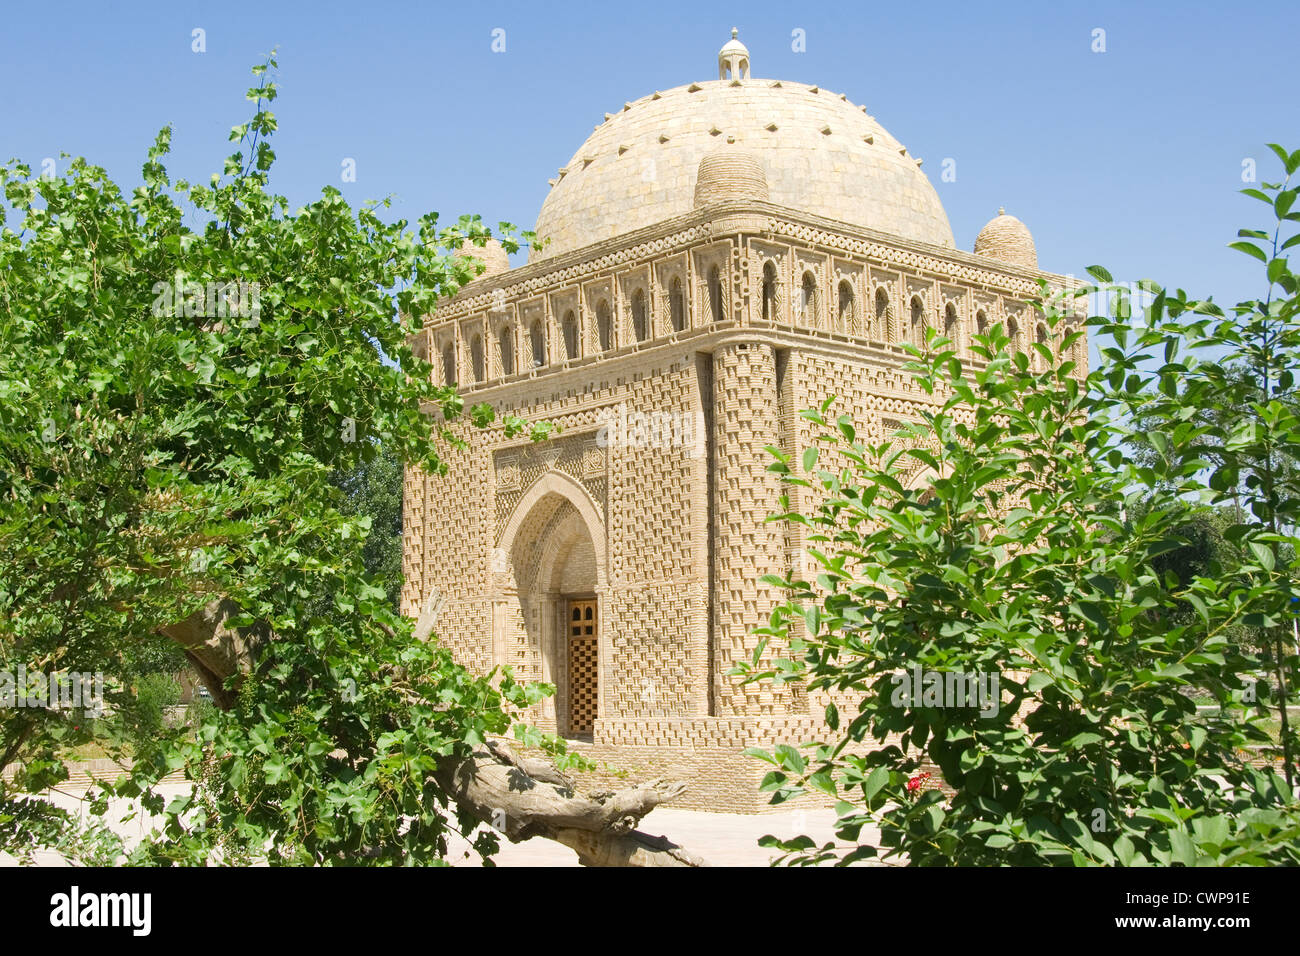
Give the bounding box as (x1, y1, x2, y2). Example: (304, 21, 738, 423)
(998, 205, 1005, 216)
(718, 28, 750, 80)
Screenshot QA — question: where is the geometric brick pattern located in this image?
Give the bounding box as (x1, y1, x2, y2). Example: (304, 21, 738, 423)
(495, 435, 606, 540)
(609, 363, 700, 584)
(607, 584, 695, 719)
(710, 343, 794, 717)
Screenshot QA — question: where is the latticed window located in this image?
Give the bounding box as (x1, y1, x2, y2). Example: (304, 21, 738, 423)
(562, 310, 579, 359)
(441, 343, 456, 386)
(529, 320, 545, 367)
(567, 600, 598, 736)
(670, 277, 685, 332)
(498, 325, 515, 376)
(632, 289, 649, 342)
(597, 300, 613, 351)
(470, 334, 485, 382)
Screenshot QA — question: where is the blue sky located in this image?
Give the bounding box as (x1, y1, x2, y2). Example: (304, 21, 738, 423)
(3, 0, 1297, 310)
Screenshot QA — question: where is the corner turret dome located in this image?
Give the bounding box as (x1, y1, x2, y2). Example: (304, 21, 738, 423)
(453, 237, 511, 279)
(974, 208, 1037, 270)
(694, 143, 769, 206)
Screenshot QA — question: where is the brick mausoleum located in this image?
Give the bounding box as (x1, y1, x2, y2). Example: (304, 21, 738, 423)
(401, 31, 1084, 811)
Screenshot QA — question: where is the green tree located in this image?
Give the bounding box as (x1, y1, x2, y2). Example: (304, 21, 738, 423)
(330, 442, 404, 612)
(1128, 361, 1299, 507)
(739, 148, 1300, 865)
(0, 56, 699, 866)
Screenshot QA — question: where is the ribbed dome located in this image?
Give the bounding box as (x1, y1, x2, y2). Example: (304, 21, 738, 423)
(974, 209, 1037, 270)
(531, 78, 954, 261)
(693, 145, 769, 206)
(453, 237, 511, 279)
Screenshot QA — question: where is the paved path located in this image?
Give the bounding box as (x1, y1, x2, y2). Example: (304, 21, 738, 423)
(3, 782, 881, 867)
(445, 804, 871, 866)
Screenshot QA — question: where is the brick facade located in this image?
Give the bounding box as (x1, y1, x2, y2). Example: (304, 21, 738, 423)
(402, 34, 1086, 811)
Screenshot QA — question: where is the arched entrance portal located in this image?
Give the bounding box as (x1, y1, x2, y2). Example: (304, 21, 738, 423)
(498, 474, 606, 738)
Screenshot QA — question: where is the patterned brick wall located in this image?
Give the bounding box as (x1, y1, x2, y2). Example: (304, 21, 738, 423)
(400, 202, 1088, 810)
(604, 355, 709, 718)
(711, 343, 795, 716)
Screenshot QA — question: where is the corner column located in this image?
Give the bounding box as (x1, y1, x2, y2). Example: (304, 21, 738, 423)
(710, 342, 793, 717)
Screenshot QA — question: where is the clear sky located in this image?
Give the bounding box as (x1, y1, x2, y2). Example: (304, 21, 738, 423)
(3, 0, 1297, 312)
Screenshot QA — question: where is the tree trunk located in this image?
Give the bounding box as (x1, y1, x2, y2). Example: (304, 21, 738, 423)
(160, 599, 706, 867)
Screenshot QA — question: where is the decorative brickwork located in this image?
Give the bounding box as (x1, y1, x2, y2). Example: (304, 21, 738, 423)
(495, 434, 606, 539)
(710, 343, 792, 716)
(400, 32, 1088, 811)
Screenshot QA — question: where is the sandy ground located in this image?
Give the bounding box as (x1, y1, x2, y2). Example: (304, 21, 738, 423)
(2, 781, 879, 867)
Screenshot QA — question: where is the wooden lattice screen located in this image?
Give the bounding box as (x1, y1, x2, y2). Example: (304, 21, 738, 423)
(568, 600, 598, 735)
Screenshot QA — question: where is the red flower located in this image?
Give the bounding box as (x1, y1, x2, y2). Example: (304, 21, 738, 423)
(906, 772, 932, 793)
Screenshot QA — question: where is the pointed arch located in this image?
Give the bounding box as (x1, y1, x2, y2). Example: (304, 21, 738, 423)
(761, 261, 779, 322)
(800, 271, 818, 326)
(631, 288, 649, 342)
(707, 265, 725, 323)
(562, 310, 579, 360)
(874, 286, 892, 341)
(910, 295, 927, 347)
(943, 301, 959, 349)
(441, 342, 457, 386)
(837, 279, 855, 333)
(498, 324, 515, 376)
(529, 320, 546, 367)
(497, 471, 608, 590)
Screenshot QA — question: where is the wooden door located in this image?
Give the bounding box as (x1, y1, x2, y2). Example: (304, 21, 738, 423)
(567, 600, 598, 735)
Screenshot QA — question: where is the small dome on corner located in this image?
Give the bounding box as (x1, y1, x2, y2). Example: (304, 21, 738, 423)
(453, 237, 511, 279)
(974, 208, 1037, 270)
(694, 144, 769, 207)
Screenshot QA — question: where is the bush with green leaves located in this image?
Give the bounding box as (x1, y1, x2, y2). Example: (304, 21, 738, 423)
(128, 673, 181, 748)
(0, 54, 563, 865)
(739, 146, 1300, 866)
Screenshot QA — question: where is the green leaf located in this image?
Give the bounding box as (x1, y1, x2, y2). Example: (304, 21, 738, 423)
(1168, 829, 1198, 866)
(1248, 540, 1276, 570)
(1228, 241, 1267, 262)
(863, 766, 889, 800)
